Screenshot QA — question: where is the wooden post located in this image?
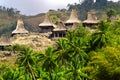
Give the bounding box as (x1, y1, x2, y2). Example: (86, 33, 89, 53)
(57, 33, 59, 37)
(54, 32, 55, 38)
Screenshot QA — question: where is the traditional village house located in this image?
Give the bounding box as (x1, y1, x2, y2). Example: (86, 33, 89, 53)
(39, 13, 55, 33)
(0, 35, 11, 50)
(83, 10, 99, 27)
(65, 9, 81, 29)
(52, 22, 67, 38)
(12, 19, 29, 36)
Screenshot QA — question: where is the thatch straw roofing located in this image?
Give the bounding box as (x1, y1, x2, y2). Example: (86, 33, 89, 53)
(53, 22, 67, 31)
(68, 23, 78, 30)
(39, 13, 55, 27)
(12, 19, 29, 34)
(65, 9, 81, 24)
(83, 11, 99, 24)
(0, 36, 11, 46)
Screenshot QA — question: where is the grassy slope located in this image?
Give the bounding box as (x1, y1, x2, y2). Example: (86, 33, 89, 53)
(0, 11, 18, 35)
(24, 11, 69, 32)
(0, 10, 69, 35)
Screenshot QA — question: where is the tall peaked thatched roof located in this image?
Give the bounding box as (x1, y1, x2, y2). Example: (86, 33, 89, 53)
(0, 35, 11, 46)
(12, 19, 29, 34)
(65, 9, 81, 24)
(53, 22, 67, 31)
(83, 10, 99, 24)
(39, 13, 54, 27)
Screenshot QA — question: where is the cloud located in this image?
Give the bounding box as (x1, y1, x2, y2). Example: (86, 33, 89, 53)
(0, 0, 118, 15)
(0, 0, 79, 15)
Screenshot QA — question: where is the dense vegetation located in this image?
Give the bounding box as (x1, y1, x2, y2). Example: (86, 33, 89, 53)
(0, 6, 20, 36)
(67, 0, 120, 20)
(1, 0, 120, 35)
(1, 1, 120, 79)
(0, 19, 120, 80)
(0, 6, 20, 16)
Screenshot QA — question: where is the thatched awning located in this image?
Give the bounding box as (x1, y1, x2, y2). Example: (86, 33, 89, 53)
(83, 20, 99, 24)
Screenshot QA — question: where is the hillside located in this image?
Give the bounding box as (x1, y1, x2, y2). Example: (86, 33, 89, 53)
(67, 0, 120, 20)
(1, 1, 120, 79)
(0, 12, 16, 35)
(1, 0, 120, 35)
(0, 9, 69, 35)
(24, 10, 69, 32)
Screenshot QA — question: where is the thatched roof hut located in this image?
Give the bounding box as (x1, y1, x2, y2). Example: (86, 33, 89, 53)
(53, 22, 67, 31)
(65, 9, 81, 24)
(83, 11, 99, 24)
(39, 13, 55, 33)
(12, 19, 29, 34)
(0, 36, 11, 46)
(52, 22, 67, 37)
(0, 35, 11, 50)
(39, 13, 54, 27)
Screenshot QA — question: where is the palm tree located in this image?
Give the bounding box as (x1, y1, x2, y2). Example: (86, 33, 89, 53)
(16, 46, 37, 80)
(55, 24, 89, 79)
(106, 8, 117, 21)
(65, 57, 89, 80)
(41, 46, 56, 80)
(90, 21, 112, 50)
(55, 39, 71, 65)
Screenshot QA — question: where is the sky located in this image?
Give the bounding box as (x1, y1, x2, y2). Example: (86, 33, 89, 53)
(0, 0, 119, 15)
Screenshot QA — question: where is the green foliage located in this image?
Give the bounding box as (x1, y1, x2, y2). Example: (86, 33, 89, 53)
(90, 20, 112, 50)
(0, 5, 20, 35)
(106, 8, 117, 21)
(0, 6, 20, 16)
(2, 20, 120, 80)
(106, 8, 117, 18)
(67, 0, 120, 20)
(86, 46, 120, 80)
(50, 15, 60, 24)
